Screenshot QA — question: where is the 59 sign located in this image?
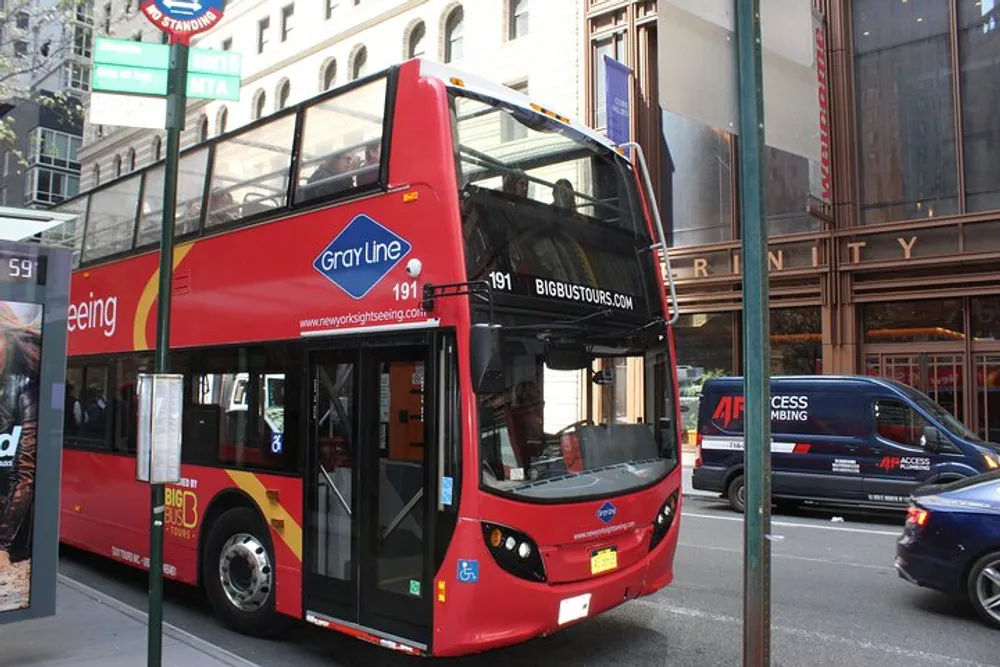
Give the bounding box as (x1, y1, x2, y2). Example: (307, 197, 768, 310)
(141, 0, 226, 44)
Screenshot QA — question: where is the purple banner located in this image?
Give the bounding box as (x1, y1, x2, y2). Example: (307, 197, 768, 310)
(604, 55, 631, 145)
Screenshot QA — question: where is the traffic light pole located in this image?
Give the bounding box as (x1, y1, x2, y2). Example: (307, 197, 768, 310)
(148, 39, 189, 667)
(735, 1, 772, 666)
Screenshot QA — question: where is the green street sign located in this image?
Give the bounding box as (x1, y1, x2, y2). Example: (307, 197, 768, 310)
(90, 38, 242, 102)
(189, 48, 242, 77)
(93, 36, 169, 70)
(92, 63, 169, 96)
(187, 73, 241, 101)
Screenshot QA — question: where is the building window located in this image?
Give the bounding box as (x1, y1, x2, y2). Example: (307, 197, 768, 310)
(126, 148, 136, 172)
(113, 155, 122, 178)
(351, 46, 367, 80)
(221, 37, 232, 51)
(16, 12, 30, 30)
(508, 0, 528, 40)
(92, 164, 100, 186)
(76, 0, 95, 25)
(64, 62, 91, 91)
(26, 168, 80, 204)
(407, 21, 426, 58)
(198, 115, 209, 142)
(863, 299, 965, 344)
(444, 6, 464, 63)
(152, 136, 162, 161)
(321, 59, 337, 90)
(501, 80, 528, 142)
(252, 90, 266, 119)
(770, 307, 822, 375)
(258, 16, 270, 53)
(217, 106, 228, 135)
(854, 1, 958, 224)
(276, 80, 290, 110)
(959, 0, 1000, 213)
(31, 128, 83, 170)
(326, 0, 338, 20)
(14, 41, 28, 58)
(281, 4, 294, 41)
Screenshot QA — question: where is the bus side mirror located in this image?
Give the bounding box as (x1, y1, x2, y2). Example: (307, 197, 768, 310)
(470, 324, 506, 394)
(921, 426, 941, 452)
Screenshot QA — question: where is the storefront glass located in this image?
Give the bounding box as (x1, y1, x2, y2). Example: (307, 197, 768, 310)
(770, 307, 822, 375)
(863, 299, 965, 343)
(673, 312, 735, 435)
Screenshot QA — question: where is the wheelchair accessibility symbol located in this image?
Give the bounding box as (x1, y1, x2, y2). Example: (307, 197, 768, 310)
(457, 559, 479, 583)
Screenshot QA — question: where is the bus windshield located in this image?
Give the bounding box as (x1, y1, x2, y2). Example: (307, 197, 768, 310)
(477, 320, 678, 502)
(449, 90, 663, 318)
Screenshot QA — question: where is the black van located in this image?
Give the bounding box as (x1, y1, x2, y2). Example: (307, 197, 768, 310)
(691, 375, 1000, 512)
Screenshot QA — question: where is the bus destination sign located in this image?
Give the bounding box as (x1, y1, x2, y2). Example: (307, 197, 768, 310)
(141, 0, 226, 43)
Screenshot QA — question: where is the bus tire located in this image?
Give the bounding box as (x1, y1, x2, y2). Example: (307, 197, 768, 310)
(203, 507, 277, 637)
(727, 474, 745, 513)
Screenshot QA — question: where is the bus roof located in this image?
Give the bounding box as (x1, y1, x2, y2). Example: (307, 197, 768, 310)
(415, 59, 628, 157)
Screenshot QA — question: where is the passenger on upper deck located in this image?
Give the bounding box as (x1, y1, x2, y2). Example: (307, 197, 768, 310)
(502, 172, 529, 199)
(552, 178, 576, 212)
(303, 151, 358, 200)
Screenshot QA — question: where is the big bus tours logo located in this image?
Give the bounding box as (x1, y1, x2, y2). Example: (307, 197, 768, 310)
(313, 214, 412, 300)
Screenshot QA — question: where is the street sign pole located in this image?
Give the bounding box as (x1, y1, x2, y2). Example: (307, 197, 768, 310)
(147, 40, 189, 667)
(736, 0, 772, 666)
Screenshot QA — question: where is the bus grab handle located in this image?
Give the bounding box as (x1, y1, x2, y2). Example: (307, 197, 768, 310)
(617, 141, 679, 326)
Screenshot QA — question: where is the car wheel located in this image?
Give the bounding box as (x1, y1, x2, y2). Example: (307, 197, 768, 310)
(967, 550, 1000, 630)
(727, 474, 745, 513)
(203, 507, 278, 637)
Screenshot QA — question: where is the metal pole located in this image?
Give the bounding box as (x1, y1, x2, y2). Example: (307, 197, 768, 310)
(148, 39, 189, 667)
(735, 1, 771, 666)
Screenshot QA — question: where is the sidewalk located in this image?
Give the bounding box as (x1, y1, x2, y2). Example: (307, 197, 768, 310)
(0, 575, 260, 667)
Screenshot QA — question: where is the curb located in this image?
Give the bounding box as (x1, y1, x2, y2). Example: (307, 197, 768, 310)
(57, 574, 263, 667)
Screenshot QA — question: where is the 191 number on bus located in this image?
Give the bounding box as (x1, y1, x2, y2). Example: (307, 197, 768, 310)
(488, 271, 512, 292)
(393, 280, 418, 301)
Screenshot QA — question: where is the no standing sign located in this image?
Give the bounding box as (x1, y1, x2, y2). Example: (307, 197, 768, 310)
(140, 0, 226, 44)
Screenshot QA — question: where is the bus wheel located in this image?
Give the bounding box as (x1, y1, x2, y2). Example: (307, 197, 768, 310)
(727, 474, 745, 513)
(203, 507, 277, 636)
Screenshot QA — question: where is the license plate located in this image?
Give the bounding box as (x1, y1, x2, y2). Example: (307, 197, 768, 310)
(590, 547, 618, 575)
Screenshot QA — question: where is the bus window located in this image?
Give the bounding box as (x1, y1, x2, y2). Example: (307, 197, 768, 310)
(294, 76, 388, 204)
(206, 113, 296, 227)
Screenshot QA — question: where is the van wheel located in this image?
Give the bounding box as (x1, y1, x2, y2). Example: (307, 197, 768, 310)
(203, 507, 277, 637)
(967, 550, 1000, 630)
(727, 474, 745, 513)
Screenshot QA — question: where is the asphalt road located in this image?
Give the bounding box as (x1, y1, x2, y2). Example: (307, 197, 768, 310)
(58, 497, 1000, 667)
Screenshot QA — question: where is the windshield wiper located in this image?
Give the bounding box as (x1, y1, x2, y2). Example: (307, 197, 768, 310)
(504, 308, 616, 333)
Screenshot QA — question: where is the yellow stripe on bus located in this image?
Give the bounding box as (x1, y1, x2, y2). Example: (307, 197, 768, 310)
(226, 470, 303, 562)
(133, 242, 195, 351)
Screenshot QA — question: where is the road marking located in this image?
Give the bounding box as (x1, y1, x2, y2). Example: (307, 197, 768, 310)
(639, 600, 1000, 667)
(681, 510, 901, 536)
(58, 574, 263, 667)
(680, 542, 894, 571)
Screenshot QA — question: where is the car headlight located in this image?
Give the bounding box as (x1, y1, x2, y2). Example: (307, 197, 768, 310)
(984, 453, 1000, 470)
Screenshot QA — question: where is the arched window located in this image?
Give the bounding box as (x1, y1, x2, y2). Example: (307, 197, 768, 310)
(152, 136, 162, 161)
(321, 59, 337, 91)
(444, 6, 464, 63)
(351, 46, 367, 80)
(126, 148, 136, 172)
(407, 21, 426, 58)
(277, 79, 290, 110)
(216, 106, 228, 135)
(92, 164, 100, 187)
(198, 115, 209, 142)
(113, 154, 122, 177)
(252, 90, 266, 120)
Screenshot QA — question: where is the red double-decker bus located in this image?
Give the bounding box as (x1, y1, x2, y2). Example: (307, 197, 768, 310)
(44, 58, 682, 657)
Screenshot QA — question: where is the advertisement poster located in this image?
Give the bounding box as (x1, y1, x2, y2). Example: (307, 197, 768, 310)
(0, 300, 42, 613)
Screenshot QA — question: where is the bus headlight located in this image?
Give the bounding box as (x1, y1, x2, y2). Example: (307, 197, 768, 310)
(649, 490, 679, 552)
(481, 522, 546, 583)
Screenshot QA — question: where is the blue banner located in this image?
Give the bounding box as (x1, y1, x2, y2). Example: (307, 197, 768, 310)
(604, 55, 631, 145)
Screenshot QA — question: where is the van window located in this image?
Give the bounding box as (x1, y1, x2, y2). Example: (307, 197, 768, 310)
(874, 399, 931, 448)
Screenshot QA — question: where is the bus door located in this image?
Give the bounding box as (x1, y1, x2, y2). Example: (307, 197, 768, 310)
(304, 338, 436, 649)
